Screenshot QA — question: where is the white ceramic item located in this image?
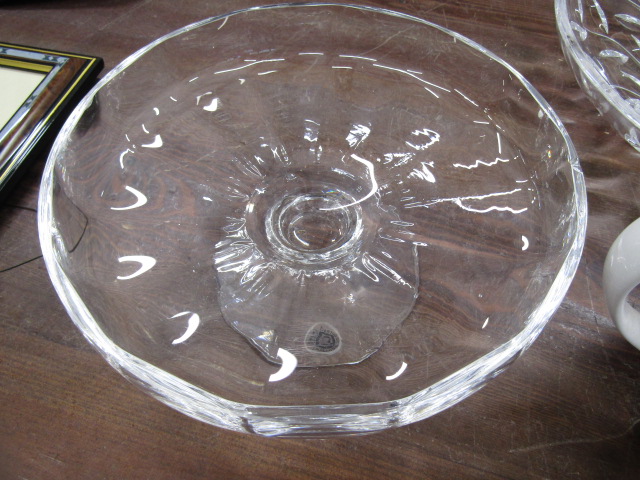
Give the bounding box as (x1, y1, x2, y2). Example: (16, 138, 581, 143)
(604, 217, 640, 350)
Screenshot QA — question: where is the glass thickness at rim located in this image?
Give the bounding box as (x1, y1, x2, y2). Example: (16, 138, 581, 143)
(38, 2, 587, 436)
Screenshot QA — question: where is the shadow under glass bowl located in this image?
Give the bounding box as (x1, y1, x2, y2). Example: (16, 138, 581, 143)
(38, 3, 587, 437)
(556, 0, 640, 150)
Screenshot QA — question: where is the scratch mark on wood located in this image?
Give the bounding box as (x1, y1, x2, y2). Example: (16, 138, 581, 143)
(559, 299, 610, 325)
(97, 0, 153, 33)
(509, 418, 640, 453)
(584, 275, 599, 331)
(39, 452, 65, 465)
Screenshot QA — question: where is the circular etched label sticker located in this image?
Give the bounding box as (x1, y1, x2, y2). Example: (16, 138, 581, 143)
(305, 323, 342, 354)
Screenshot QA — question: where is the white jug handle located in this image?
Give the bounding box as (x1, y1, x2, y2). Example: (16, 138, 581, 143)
(603, 217, 640, 350)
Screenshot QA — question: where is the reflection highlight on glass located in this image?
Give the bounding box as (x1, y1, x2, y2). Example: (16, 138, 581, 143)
(269, 348, 298, 382)
(110, 185, 147, 211)
(386, 361, 407, 381)
(116, 255, 156, 280)
(169, 311, 201, 345)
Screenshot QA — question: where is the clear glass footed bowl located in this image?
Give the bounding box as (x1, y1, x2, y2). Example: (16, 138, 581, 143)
(556, 0, 640, 150)
(38, 3, 587, 436)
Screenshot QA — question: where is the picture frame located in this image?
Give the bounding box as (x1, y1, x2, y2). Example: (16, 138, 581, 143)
(0, 42, 103, 198)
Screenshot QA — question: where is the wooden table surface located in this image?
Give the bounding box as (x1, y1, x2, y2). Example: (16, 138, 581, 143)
(1, 1, 639, 478)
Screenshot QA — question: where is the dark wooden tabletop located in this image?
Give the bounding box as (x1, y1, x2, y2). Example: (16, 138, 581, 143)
(1, 1, 639, 478)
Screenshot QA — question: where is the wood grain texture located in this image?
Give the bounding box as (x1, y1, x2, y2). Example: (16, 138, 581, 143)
(1, 1, 639, 479)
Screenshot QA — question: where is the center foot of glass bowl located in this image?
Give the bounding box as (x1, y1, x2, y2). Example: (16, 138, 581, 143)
(265, 188, 363, 266)
(215, 168, 419, 368)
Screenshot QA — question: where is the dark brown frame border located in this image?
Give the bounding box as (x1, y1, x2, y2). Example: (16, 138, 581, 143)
(0, 42, 102, 198)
